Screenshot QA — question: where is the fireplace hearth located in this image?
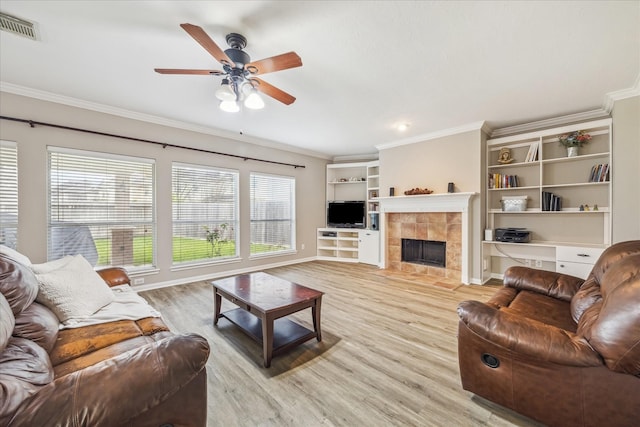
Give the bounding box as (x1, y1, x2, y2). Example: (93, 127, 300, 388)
(402, 239, 446, 268)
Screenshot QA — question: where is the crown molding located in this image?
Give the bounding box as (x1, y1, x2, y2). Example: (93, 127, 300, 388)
(0, 82, 332, 160)
(332, 153, 379, 162)
(375, 121, 487, 151)
(492, 75, 639, 138)
(603, 73, 640, 112)
(489, 109, 610, 139)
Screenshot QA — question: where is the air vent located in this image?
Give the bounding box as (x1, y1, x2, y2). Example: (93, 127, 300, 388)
(0, 12, 38, 40)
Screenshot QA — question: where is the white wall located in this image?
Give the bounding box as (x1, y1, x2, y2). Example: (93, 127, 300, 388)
(0, 92, 329, 287)
(611, 95, 640, 241)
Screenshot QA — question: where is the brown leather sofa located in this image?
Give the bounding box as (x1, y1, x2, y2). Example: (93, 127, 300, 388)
(0, 252, 210, 426)
(457, 240, 640, 427)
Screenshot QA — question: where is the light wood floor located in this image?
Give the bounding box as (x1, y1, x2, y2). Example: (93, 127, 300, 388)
(140, 261, 543, 427)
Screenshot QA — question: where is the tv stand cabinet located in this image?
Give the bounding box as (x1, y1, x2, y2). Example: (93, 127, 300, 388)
(316, 228, 380, 265)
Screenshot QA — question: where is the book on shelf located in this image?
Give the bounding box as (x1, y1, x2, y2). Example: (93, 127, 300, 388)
(488, 173, 519, 189)
(588, 163, 610, 183)
(524, 143, 538, 162)
(601, 163, 610, 182)
(542, 191, 562, 211)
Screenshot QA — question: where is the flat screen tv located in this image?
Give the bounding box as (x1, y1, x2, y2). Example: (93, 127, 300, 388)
(327, 201, 366, 228)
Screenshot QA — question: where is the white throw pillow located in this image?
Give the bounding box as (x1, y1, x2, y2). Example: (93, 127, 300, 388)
(35, 255, 115, 322)
(30, 255, 75, 275)
(0, 245, 32, 266)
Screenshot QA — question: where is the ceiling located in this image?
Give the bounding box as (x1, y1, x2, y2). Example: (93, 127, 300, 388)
(1, 1, 638, 159)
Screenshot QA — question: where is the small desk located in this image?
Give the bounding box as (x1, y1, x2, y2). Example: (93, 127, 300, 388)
(211, 272, 323, 368)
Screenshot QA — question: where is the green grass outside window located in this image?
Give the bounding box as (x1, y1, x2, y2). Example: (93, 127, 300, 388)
(94, 237, 284, 266)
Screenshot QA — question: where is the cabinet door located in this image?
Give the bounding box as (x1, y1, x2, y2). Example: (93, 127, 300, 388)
(358, 230, 380, 265)
(556, 246, 603, 279)
(556, 261, 592, 279)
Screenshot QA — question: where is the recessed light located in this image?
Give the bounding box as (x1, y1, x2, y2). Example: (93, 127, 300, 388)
(397, 123, 410, 132)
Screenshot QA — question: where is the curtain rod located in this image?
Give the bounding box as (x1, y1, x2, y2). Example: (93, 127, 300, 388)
(0, 115, 306, 169)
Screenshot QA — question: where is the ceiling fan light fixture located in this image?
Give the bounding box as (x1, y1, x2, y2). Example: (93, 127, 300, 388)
(215, 78, 236, 101)
(244, 89, 265, 110)
(156, 25, 302, 111)
(219, 99, 240, 113)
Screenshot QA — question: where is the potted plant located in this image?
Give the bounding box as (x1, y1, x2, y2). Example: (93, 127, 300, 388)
(558, 130, 591, 157)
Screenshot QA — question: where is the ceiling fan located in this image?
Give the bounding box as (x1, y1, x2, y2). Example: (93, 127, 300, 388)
(155, 23, 302, 112)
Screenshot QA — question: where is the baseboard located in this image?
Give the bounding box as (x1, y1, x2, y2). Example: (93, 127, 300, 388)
(133, 256, 318, 292)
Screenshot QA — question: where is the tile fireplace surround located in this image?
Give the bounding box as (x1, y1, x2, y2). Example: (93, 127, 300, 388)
(388, 212, 462, 280)
(377, 192, 476, 284)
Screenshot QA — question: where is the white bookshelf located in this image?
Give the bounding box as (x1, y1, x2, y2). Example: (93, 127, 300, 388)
(483, 118, 612, 283)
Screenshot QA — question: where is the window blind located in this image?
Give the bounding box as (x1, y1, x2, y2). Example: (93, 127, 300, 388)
(250, 173, 296, 255)
(0, 141, 18, 249)
(48, 147, 155, 268)
(172, 163, 239, 264)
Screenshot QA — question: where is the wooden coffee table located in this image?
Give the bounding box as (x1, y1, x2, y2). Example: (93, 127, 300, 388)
(211, 272, 323, 367)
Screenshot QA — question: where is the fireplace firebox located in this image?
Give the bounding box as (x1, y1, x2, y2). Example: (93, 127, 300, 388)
(401, 239, 446, 268)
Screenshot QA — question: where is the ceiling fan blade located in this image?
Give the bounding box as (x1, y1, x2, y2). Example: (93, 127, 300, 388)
(154, 68, 225, 75)
(251, 77, 296, 105)
(180, 23, 235, 67)
(245, 52, 302, 75)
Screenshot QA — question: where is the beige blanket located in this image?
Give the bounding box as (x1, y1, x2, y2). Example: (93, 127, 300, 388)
(61, 284, 161, 329)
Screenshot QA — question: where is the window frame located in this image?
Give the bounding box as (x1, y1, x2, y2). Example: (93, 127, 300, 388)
(0, 140, 18, 249)
(171, 162, 240, 267)
(249, 172, 296, 258)
(47, 146, 156, 270)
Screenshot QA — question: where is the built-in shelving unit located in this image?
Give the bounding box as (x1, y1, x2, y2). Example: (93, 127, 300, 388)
(366, 161, 380, 224)
(316, 228, 379, 265)
(327, 163, 366, 196)
(326, 160, 379, 230)
(482, 118, 612, 283)
(321, 161, 381, 265)
(317, 229, 360, 262)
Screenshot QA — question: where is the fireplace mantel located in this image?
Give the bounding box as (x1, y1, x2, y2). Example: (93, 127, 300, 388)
(377, 192, 476, 284)
(376, 192, 476, 212)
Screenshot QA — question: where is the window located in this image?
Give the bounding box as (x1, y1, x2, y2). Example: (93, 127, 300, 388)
(0, 141, 18, 249)
(250, 173, 295, 256)
(172, 163, 239, 264)
(48, 147, 155, 269)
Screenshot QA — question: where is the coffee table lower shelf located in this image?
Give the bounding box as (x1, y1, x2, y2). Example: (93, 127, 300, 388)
(221, 308, 318, 356)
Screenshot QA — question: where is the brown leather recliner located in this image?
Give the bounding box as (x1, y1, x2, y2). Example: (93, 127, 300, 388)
(0, 253, 210, 426)
(457, 240, 640, 427)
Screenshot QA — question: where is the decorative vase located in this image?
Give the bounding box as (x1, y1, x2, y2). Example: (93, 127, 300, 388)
(566, 146, 579, 157)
